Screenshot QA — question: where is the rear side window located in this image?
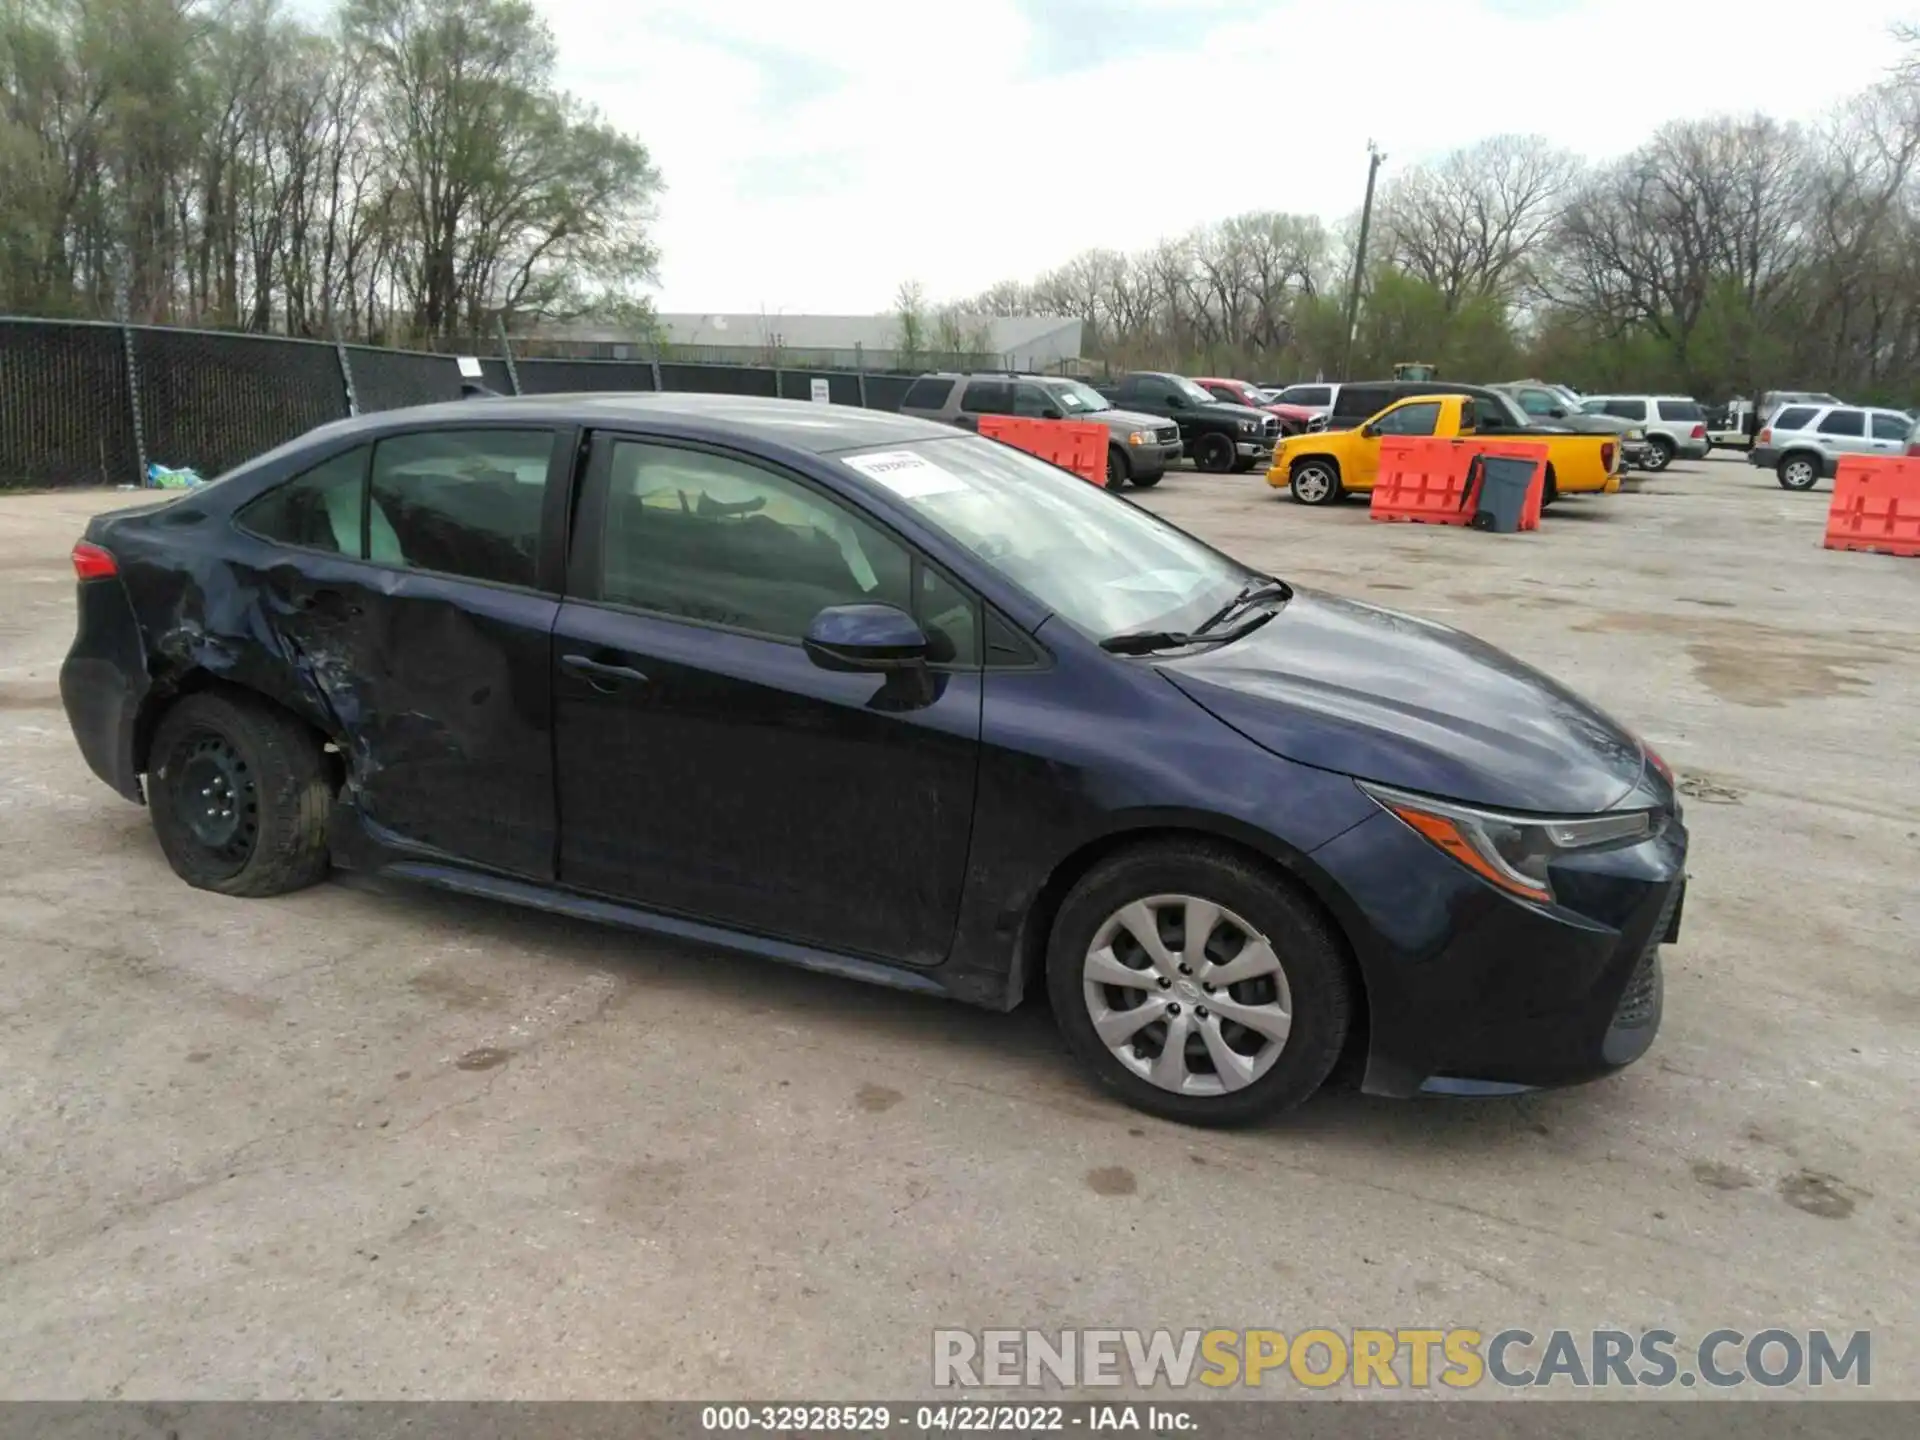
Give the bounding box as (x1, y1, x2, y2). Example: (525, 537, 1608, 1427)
(1278, 386, 1331, 406)
(1817, 409, 1865, 437)
(238, 447, 369, 554)
(1656, 399, 1704, 422)
(367, 429, 555, 588)
(960, 381, 1013, 415)
(1871, 413, 1910, 440)
(1771, 406, 1817, 431)
(1602, 399, 1648, 422)
(1338, 386, 1390, 419)
(900, 377, 954, 411)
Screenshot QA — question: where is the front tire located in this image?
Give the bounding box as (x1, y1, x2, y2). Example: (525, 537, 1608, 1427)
(1195, 433, 1235, 473)
(1644, 436, 1675, 472)
(1128, 470, 1163, 489)
(1777, 454, 1819, 491)
(1542, 465, 1559, 507)
(1105, 446, 1129, 490)
(148, 691, 333, 897)
(1288, 459, 1343, 506)
(1046, 842, 1353, 1126)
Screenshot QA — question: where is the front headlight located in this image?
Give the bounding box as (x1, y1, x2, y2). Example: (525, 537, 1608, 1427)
(1238, 418, 1259, 434)
(1127, 430, 1153, 446)
(1628, 428, 1646, 441)
(1359, 781, 1656, 902)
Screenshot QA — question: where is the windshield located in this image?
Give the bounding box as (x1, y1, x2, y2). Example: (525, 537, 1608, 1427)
(1172, 376, 1217, 405)
(1045, 380, 1111, 414)
(1474, 392, 1528, 427)
(839, 436, 1249, 639)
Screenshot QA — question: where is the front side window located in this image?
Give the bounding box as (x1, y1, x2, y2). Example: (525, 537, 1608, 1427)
(1278, 386, 1331, 407)
(839, 437, 1249, 642)
(1170, 376, 1217, 405)
(1373, 401, 1441, 436)
(1515, 389, 1557, 416)
(366, 429, 554, 588)
(1602, 399, 1648, 422)
(1817, 409, 1865, 437)
(1012, 384, 1053, 418)
(596, 441, 976, 664)
(1871, 412, 1910, 440)
(1045, 380, 1110, 414)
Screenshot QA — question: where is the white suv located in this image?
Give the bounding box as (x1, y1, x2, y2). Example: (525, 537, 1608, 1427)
(1577, 396, 1711, 470)
(1747, 403, 1914, 491)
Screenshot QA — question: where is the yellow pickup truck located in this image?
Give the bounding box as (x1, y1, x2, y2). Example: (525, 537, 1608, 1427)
(1266, 392, 1622, 507)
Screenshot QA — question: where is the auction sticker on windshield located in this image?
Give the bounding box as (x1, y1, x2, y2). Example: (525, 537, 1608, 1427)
(843, 450, 967, 498)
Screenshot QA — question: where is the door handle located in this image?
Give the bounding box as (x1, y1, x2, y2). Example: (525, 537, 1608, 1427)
(561, 653, 649, 691)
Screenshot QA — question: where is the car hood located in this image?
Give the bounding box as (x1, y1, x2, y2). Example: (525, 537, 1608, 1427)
(1157, 589, 1646, 813)
(1100, 406, 1173, 432)
(1195, 401, 1272, 424)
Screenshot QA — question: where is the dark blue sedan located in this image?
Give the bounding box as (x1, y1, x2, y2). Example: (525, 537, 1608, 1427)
(60, 394, 1687, 1125)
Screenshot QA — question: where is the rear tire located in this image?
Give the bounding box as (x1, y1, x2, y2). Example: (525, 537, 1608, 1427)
(1105, 446, 1129, 490)
(1644, 436, 1675, 472)
(1046, 842, 1352, 1127)
(1777, 454, 1819, 491)
(1195, 433, 1235, 474)
(1288, 459, 1343, 506)
(148, 691, 332, 897)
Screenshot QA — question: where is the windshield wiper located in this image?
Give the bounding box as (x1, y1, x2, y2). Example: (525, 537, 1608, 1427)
(1099, 606, 1280, 655)
(1192, 578, 1292, 635)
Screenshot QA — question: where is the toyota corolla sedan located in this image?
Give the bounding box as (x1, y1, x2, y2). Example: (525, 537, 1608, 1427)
(60, 394, 1687, 1126)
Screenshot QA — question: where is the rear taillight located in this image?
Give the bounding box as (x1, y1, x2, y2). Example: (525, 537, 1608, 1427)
(1644, 741, 1673, 784)
(1690, 423, 1706, 439)
(1758, 428, 1772, 445)
(71, 541, 117, 580)
(1908, 441, 1920, 458)
(1601, 442, 1615, 471)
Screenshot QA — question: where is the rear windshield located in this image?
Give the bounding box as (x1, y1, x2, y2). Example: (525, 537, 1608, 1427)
(1771, 406, 1818, 431)
(1656, 399, 1705, 421)
(900, 377, 954, 410)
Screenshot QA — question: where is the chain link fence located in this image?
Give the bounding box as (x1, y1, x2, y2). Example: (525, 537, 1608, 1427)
(0, 317, 967, 490)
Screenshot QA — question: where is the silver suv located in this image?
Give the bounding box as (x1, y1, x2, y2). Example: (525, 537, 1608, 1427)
(1576, 395, 1711, 470)
(1747, 403, 1913, 491)
(897, 372, 1183, 489)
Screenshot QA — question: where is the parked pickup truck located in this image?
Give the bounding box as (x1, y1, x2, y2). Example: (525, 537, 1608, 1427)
(1266, 392, 1622, 507)
(1095, 372, 1280, 473)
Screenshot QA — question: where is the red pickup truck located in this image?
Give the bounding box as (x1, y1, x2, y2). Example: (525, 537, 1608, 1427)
(1195, 377, 1314, 436)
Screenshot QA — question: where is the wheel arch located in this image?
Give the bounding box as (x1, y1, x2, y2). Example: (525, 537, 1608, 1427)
(1008, 821, 1372, 1084)
(135, 667, 337, 782)
(1288, 451, 1342, 479)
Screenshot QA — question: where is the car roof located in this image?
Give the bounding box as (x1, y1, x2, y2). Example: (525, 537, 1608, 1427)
(307, 392, 956, 455)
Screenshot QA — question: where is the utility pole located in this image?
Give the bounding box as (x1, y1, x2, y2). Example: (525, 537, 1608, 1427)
(1342, 141, 1386, 378)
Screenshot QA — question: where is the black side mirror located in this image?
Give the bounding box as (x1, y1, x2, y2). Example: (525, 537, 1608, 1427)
(1547, 406, 1567, 418)
(1165, 394, 1186, 409)
(1361, 422, 1381, 439)
(1042, 407, 1062, 420)
(803, 603, 929, 674)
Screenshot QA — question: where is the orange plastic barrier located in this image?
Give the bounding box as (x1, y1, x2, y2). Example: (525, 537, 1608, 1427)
(1468, 439, 1551, 531)
(978, 416, 1109, 487)
(1826, 455, 1920, 557)
(1368, 437, 1477, 525)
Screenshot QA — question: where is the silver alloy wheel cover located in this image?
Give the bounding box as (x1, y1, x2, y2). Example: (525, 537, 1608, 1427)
(1647, 443, 1670, 469)
(1293, 466, 1332, 502)
(1784, 458, 1814, 487)
(1082, 893, 1294, 1096)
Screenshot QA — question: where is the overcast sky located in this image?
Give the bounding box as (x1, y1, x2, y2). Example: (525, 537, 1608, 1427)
(546, 0, 1912, 315)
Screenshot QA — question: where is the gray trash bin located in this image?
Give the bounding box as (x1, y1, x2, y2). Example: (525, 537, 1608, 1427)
(1470, 456, 1538, 532)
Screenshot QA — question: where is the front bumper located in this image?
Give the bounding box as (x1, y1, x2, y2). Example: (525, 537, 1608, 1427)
(1311, 804, 1688, 1098)
(1130, 439, 1182, 476)
(1236, 440, 1275, 464)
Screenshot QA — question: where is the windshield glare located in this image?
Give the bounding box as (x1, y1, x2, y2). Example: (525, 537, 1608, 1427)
(840, 436, 1246, 638)
(1173, 377, 1216, 405)
(1047, 381, 1110, 414)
